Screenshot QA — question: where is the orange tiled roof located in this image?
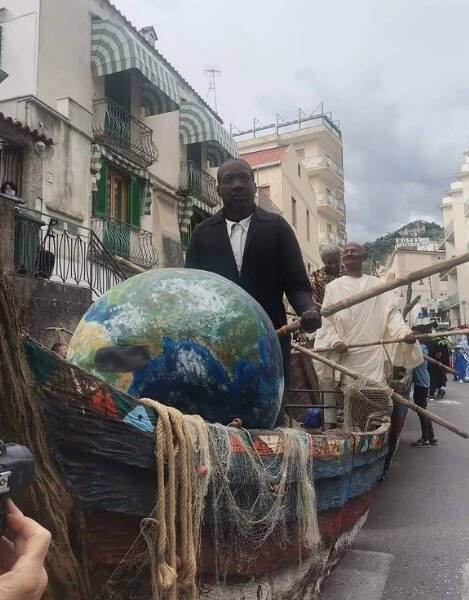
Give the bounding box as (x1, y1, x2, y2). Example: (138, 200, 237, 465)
(240, 146, 289, 167)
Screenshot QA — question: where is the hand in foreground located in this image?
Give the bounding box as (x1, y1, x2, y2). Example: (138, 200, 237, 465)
(0, 499, 51, 600)
(332, 341, 348, 354)
(403, 332, 416, 344)
(300, 308, 321, 333)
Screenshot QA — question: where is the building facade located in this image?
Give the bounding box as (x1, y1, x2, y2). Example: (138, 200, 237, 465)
(440, 153, 469, 326)
(0, 0, 237, 285)
(383, 243, 448, 327)
(236, 112, 346, 255)
(240, 145, 320, 274)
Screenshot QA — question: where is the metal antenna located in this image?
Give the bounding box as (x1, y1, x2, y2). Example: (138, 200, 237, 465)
(204, 65, 221, 113)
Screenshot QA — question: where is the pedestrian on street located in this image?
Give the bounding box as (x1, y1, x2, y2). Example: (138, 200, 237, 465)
(411, 339, 439, 448)
(453, 346, 468, 383)
(185, 158, 321, 423)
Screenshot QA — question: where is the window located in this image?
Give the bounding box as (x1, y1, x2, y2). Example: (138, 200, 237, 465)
(93, 163, 143, 227)
(259, 185, 271, 198)
(297, 163, 301, 177)
(306, 209, 310, 241)
(327, 223, 332, 233)
(291, 197, 297, 227)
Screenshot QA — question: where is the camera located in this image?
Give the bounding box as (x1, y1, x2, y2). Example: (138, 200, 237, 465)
(0, 441, 35, 536)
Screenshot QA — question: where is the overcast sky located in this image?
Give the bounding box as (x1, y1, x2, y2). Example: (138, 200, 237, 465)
(115, 0, 469, 242)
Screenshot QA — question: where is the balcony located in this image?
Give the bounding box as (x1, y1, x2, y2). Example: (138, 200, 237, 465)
(92, 98, 158, 167)
(443, 220, 454, 241)
(257, 190, 282, 215)
(179, 161, 219, 208)
(440, 291, 460, 311)
(319, 231, 342, 246)
(91, 216, 158, 269)
(13, 205, 126, 297)
(317, 192, 345, 220)
(303, 154, 344, 184)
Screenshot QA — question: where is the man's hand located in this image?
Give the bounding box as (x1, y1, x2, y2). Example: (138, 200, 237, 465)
(0, 499, 51, 600)
(403, 332, 416, 345)
(300, 308, 321, 333)
(332, 341, 348, 354)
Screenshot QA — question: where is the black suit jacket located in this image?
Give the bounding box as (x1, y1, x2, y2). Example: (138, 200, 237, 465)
(185, 206, 313, 329)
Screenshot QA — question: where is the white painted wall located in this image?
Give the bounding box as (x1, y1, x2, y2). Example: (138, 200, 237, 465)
(0, 1, 40, 99)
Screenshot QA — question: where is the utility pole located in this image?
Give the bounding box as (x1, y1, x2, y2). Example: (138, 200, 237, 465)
(204, 65, 221, 113)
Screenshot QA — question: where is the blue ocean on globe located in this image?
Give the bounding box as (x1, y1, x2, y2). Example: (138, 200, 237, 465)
(68, 268, 284, 429)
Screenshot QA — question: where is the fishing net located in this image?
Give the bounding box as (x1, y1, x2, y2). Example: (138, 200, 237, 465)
(343, 376, 393, 432)
(96, 408, 321, 600)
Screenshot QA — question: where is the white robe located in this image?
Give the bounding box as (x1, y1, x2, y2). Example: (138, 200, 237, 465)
(314, 274, 422, 385)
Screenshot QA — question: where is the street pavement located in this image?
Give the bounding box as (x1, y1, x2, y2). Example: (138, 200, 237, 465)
(321, 380, 469, 599)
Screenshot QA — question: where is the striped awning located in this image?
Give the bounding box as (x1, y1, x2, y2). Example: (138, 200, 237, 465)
(91, 19, 180, 113)
(179, 102, 238, 162)
(178, 196, 220, 232)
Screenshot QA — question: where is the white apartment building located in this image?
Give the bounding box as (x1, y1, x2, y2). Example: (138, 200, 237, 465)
(241, 145, 320, 274)
(440, 153, 469, 326)
(0, 0, 237, 288)
(383, 242, 448, 327)
(236, 112, 346, 253)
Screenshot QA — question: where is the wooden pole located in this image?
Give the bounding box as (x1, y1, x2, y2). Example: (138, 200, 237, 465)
(290, 342, 468, 440)
(277, 250, 469, 337)
(424, 354, 457, 376)
(312, 328, 469, 353)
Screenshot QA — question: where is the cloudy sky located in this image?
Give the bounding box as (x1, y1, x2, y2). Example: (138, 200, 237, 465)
(116, 0, 469, 242)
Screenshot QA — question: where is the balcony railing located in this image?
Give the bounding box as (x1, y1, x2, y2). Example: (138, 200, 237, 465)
(317, 192, 345, 213)
(257, 190, 282, 215)
(319, 231, 342, 246)
(303, 154, 344, 178)
(179, 161, 219, 207)
(93, 98, 158, 166)
(91, 216, 158, 269)
(14, 207, 127, 297)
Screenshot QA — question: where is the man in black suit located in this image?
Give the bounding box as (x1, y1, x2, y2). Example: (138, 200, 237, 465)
(185, 158, 320, 417)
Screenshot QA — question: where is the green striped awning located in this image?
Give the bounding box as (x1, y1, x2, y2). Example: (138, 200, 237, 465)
(91, 19, 180, 113)
(179, 102, 238, 162)
(178, 196, 220, 231)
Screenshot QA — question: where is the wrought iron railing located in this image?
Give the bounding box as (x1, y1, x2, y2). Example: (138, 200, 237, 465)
(14, 207, 127, 296)
(93, 98, 158, 166)
(91, 216, 158, 269)
(257, 190, 282, 215)
(179, 161, 219, 207)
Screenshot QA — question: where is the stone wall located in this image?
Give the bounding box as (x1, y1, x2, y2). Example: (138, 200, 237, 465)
(11, 276, 91, 347)
(0, 195, 92, 347)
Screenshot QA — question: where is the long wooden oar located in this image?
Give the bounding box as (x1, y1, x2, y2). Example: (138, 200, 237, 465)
(313, 328, 469, 353)
(277, 250, 469, 337)
(290, 342, 468, 440)
(424, 355, 457, 376)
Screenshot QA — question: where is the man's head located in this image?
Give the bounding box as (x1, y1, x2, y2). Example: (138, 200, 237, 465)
(319, 244, 341, 277)
(343, 242, 367, 277)
(217, 158, 256, 221)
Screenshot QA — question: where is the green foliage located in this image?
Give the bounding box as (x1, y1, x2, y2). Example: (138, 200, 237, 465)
(363, 220, 443, 270)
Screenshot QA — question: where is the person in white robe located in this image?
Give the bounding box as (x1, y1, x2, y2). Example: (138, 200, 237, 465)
(314, 243, 421, 426)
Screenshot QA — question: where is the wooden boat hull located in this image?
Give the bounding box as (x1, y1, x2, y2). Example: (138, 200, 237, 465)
(25, 338, 393, 598)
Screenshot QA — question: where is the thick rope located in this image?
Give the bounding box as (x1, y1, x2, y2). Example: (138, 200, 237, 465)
(139, 399, 205, 600)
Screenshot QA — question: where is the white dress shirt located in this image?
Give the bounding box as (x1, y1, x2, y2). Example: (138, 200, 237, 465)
(225, 214, 253, 273)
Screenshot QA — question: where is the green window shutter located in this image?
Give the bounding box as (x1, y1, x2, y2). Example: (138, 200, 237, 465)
(93, 163, 108, 216)
(127, 177, 142, 227)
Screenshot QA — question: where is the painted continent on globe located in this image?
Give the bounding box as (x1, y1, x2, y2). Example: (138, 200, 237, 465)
(68, 268, 284, 429)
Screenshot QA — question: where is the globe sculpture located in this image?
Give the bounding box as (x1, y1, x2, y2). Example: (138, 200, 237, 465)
(68, 268, 284, 429)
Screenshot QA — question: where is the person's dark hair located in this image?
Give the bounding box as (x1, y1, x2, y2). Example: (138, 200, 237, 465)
(1, 181, 17, 193)
(216, 158, 254, 183)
